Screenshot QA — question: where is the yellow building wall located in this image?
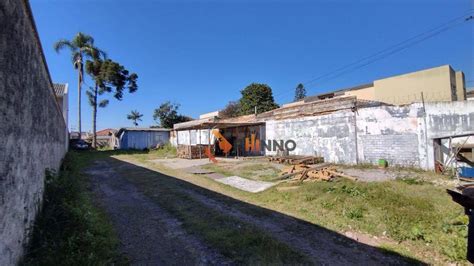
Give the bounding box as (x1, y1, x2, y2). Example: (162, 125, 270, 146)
(455, 71, 466, 101)
(372, 65, 454, 105)
(336, 65, 466, 105)
(344, 86, 375, 101)
(344, 65, 457, 105)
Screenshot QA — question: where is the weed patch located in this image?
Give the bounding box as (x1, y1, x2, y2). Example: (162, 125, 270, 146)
(22, 152, 123, 265)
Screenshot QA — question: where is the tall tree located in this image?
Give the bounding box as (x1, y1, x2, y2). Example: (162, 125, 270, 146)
(86, 58, 138, 147)
(153, 101, 192, 128)
(220, 101, 241, 118)
(294, 83, 306, 101)
(54, 33, 105, 138)
(127, 110, 143, 127)
(239, 83, 279, 115)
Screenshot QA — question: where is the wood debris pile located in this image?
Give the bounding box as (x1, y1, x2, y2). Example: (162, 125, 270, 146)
(268, 155, 358, 182)
(268, 155, 324, 165)
(279, 163, 334, 182)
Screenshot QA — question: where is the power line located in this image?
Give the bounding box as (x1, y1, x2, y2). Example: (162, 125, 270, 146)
(302, 12, 473, 87)
(307, 20, 465, 89)
(274, 11, 474, 101)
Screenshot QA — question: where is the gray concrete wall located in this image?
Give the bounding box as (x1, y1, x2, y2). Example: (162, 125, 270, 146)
(0, 0, 67, 264)
(266, 111, 357, 163)
(266, 101, 474, 170)
(424, 101, 474, 170)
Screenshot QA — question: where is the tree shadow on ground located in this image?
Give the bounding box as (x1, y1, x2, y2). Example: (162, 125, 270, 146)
(88, 153, 427, 265)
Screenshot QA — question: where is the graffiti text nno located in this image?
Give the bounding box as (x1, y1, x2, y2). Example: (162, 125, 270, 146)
(245, 133, 296, 152)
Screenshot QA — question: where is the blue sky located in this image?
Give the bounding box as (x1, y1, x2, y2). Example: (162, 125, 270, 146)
(30, 0, 473, 131)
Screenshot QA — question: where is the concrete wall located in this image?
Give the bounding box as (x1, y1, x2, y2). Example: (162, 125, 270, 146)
(266, 101, 474, 170)
(424, 101, 474, 169)
(266, 111, 357, 163)
(0, 0, 67, 264)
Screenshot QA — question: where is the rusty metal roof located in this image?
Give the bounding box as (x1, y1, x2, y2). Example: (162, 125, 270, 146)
(173, 97, 371, 130)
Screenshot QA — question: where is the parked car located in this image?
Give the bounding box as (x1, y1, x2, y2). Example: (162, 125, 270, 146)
(71, 139, 90, 150)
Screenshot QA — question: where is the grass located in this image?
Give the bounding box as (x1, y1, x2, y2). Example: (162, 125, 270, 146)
(111, 143, 177, 161)
(253, 180, 467, 263)
(23, 148, 306, 264)
(31, 150, 465, 264)
(106, 157, 309, 264)
(21, 152, 124, 265)
(203, 161, 281, 181)
(117, 152, 468, 264)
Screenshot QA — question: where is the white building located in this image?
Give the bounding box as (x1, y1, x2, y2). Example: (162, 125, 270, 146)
(53, 83, 69, 150)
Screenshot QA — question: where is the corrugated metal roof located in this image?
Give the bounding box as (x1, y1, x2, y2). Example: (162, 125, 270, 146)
(53, 83, 67, 97)
(121, 127, 171, 132)
(116, 127, 171, 137)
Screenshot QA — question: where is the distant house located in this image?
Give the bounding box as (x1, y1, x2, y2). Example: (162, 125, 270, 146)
(96, 128, 117, 148)
(53, 83, 69, 150)
(467, 89, 474, 101)
(113, 128, 170, 150)
(53, 83, 68, 126)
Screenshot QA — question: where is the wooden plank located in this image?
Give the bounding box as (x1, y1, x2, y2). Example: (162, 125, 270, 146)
(326, 170, 358, 181)
(273, 163, 331, 181)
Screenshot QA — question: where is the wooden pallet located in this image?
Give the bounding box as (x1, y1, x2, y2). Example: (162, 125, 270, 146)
(268, 155, 324, 165)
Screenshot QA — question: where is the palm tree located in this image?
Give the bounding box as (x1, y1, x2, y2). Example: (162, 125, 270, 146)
(127, 110, 143, 127)
(54, 33, 106, 139)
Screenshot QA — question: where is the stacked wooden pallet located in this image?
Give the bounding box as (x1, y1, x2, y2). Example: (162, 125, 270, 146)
(177, 144, 211, 159)
(278, 163, 333, 182)
(268, 155, 324, 165)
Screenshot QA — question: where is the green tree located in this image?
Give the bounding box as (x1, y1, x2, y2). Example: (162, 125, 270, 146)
(239, 83, 279, 115)
(127, 110, 143, 127)
(54, 33, 106, 138)
(153, 101, 192, 128)
(294, 83, 306, 101)
(220, 101, 241, 118)
(86, 58, 138, 147)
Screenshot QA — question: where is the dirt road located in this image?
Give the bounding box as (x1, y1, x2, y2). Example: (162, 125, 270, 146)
(86, 157, 422, 265)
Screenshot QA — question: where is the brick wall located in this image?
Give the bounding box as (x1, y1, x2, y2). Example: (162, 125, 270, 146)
(359, 134, 419, 166)
(356, 105, 421, 167)
(0, 0, 67, 264)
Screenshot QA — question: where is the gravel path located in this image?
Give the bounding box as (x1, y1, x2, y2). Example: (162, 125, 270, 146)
(86, 160, 232, 265)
